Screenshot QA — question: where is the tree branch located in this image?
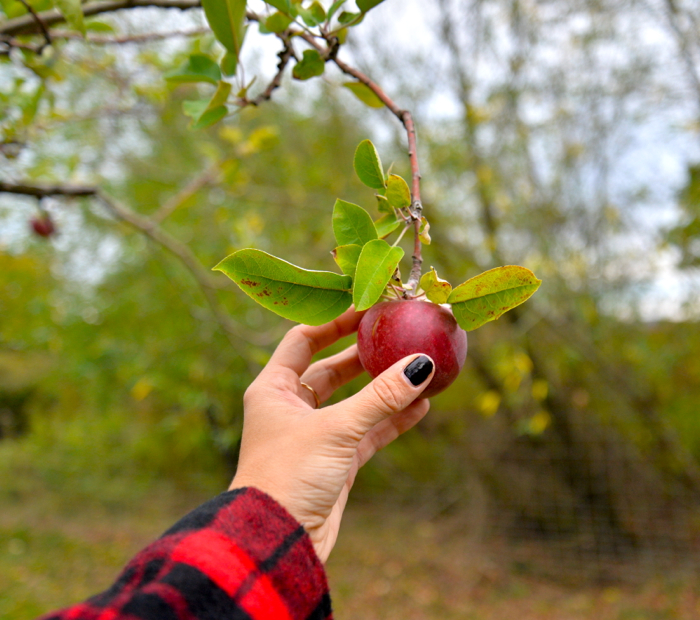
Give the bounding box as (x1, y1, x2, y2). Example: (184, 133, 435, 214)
(152, 162, 219, 223)
(295, 31, 425, 291)
(0, 181, 96, 197)
(0, 179, 265, 348)
(0, 0, 204, 37)
(50, 27, 210, 45)
(241, 36, 295, 107)
(15, 0, 51, 49)
(331, 54, 423, 291)
(96, 191, 248, 349)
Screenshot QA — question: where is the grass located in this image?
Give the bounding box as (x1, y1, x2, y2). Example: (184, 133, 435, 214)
(2, 435, 700, 620)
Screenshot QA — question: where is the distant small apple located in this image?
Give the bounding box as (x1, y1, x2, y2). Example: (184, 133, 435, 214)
(30, 215, 56, 238)
(357, 300, 468, 398)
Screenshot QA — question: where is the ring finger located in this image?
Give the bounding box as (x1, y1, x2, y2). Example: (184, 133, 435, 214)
(299, 344, 364, 405)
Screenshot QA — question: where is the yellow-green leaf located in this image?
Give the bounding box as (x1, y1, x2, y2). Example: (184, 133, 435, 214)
(420, 267, 452, 304)
(386, 174, 411, 209)
(214, 249, 353, 325)
(448, 265, 542, 331)
(419, 216, 431, 245)
(342, 82, 384, 108)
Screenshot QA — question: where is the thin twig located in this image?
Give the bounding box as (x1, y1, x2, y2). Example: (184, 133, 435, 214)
(152, 162, 219, 223)
(293, 30, 425, 290)
(241, 36, 295, 106)
(330, 53, 423, 291)
(50, 27, 210, 45)
(0, 180, 268, 348)
(1, 0, 205, 37)
(16, 0, 52, 49)
(96, 191, 247, 349)
(0, 35, 41, 53)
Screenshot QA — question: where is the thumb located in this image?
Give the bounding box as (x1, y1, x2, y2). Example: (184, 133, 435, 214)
(339, 354, 435, 433)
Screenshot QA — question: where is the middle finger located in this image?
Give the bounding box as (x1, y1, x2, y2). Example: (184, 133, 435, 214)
(299, 344, 364, 404)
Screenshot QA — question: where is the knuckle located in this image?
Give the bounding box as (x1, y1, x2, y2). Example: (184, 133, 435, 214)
(371, 375, 406, 414)
(287, 324, 317, 355)
(323, 363, 343, 392)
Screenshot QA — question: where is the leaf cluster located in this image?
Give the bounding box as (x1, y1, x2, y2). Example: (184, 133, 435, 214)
(215, 139, 541, 330)
(161, 0, 391, 129)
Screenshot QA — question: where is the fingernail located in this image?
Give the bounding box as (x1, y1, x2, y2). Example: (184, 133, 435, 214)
(403, 355, 434, 386)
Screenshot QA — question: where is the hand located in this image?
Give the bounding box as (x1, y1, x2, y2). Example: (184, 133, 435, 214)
(230, 308, 435, 563)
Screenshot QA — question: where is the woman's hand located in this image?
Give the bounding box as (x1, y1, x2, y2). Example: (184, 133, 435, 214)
(230, 307, 434, 563)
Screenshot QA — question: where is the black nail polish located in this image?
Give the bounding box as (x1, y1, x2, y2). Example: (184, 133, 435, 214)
(403, 355, 434, 386)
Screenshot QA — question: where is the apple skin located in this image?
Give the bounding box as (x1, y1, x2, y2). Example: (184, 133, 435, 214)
(357, 300, 468, 398)
(30, 216, 56, 238)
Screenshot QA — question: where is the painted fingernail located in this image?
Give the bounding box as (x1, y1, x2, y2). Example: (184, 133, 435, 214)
(403, 355, 433, 386)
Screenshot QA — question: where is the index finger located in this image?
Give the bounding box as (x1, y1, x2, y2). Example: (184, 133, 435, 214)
(266, 307, 364, 377)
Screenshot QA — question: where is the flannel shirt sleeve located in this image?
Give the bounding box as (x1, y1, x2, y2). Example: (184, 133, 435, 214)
(38, 487, 333, 620)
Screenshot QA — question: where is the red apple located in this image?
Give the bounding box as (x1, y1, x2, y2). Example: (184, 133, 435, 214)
(30, 215, 56, 238)
(357, 300, 468, 398)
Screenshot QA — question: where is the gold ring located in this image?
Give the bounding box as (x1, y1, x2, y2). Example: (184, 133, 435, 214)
(300, 382, 321, 409)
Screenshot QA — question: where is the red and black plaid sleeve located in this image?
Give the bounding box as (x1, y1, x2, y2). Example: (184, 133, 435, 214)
(38, 487, 332, 620)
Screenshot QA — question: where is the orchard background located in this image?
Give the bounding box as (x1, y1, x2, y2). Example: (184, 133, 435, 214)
(3, 0, 700, 618)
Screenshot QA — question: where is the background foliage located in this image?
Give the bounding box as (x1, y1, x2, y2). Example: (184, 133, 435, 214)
(4, 0, 700, 617)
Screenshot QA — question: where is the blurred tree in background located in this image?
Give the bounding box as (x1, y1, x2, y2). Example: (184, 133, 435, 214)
(3, 0, 700, 594)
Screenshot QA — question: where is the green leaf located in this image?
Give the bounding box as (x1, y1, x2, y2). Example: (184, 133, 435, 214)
(220, 51, 239, 76)
(353, 240, 404, 311)
(420, 267, 452, 304)
(201, 0, 247, 63)
(214, 249, 353, 325)
(264, 0, 292, 14)
(354, 139, 385, 189)
(332, 244, 362, 277)
(292, 49, 325, 80)
(165, 55, 222, 85)
(357, 0, 385, 11)
(265, 11, 293, 33)
(448, 265, 542, 331)
(53, 0, 85, 35)
(84, 20, 115, 33)
(374, 213, 402, 239)
(342, 82, 384, 108)
(299, 1, 325, 26)
(183, 80, 231, 129)
(386, 174, 411, 209)
(338, 10, 361, 24)
(327, 0, 345, 20)
(332, 199, 378, 247)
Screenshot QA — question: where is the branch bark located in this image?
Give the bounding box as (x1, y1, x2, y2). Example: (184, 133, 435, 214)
(0, 0, 203, 36)
(50, 27, 209, 45)
(0, 181, 96, 197)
